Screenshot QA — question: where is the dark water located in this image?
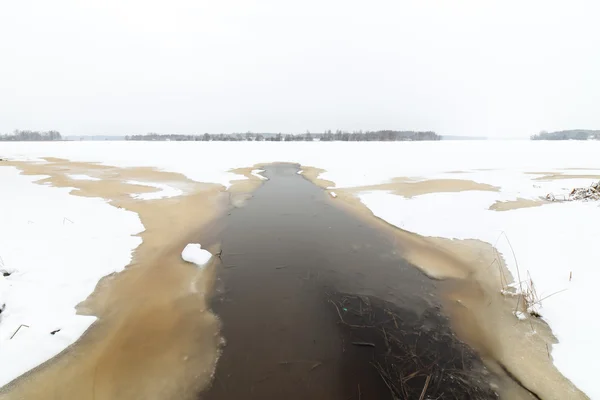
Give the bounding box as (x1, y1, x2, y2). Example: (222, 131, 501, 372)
(199, 164, 497, 400)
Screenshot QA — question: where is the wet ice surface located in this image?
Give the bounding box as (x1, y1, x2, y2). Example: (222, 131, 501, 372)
(200, 164, 498, 400)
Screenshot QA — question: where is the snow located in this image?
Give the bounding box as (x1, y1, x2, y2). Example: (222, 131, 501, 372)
(250, 169, 267, 180)
(181, 244, 212, 268)
(0, 167, 144, 387)
(67, 174, 100, 181)
(2, 140, 600, 396)
(126, 180, 183, 200)
(3, 140, 599, 189)
(358, 188, 600, 398)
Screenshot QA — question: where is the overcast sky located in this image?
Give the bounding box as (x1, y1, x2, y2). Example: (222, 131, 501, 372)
(1, 1, 599, 137)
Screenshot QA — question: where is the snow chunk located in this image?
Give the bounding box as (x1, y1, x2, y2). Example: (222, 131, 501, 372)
(181, 244, 212, 268)
(67, 174, 100, 181)
(251, 169, 267, 180)
(126, 180, 183, 200)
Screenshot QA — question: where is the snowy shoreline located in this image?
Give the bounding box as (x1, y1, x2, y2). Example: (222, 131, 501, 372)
(0, 167, 144, 387)
(2, 140, 599, 397)
(358, 180, 600, 398)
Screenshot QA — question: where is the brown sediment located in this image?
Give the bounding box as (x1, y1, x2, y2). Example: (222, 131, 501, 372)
(345, 178, 499, 198)
(301, 166, 500, 198)
(300, 166, 587, 400)
(489, 198, 547, 212)
(0, 159, 266, 400)
(528, 172, 600, 181)
(227, 166, 270, 208)
(299, 166, 335, 189)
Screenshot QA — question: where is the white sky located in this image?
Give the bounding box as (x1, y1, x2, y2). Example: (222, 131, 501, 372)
(1, 0, 599, 137)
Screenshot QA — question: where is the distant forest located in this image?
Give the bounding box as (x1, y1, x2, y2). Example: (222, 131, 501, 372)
(531, 130, 600, 140)
(126, 130, 441, 142)
(0, 130, 62, 141)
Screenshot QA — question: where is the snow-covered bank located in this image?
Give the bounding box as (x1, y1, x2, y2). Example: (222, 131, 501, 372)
(2, 140, 599, 396)
(359, 186, 600, 399)
(0, 167, 144, 387)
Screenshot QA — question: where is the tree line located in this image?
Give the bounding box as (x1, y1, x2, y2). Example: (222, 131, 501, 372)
(531, 130, 600, 140)
(0, 130, 62, 141)
(126, 130, 441, 142)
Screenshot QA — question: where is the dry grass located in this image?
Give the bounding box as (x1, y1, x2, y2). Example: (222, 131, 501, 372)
(546, 180, 600, 202)
(328, 292, 497, 399)
(491, 232, 539, 319)
(491, 232, 566, 320)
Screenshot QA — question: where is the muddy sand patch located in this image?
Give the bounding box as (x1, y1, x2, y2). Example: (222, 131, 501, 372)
(343, 178, 498, 198)
(0, 159, 264, 400)
(489, 198, 547, 212)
